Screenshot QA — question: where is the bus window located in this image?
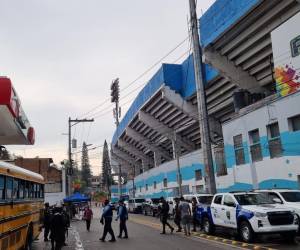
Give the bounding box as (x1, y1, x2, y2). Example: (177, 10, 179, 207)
(40, 184, 44, 198)
(30, 182, 34, 198)
(13, 178, 19, 199)
(24, 181, 29, 199)
(36, 184, 40, 198)
(6, 177, 13, 199)
(0, 175, 5, 200)
(19, 180, 25, 199)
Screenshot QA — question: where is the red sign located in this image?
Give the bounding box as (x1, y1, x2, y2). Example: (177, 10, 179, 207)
(0, 77, 20, 118)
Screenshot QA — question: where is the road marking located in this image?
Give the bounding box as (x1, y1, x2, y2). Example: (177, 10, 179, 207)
(70, 226, 84, 250)
(129, 217, 278, 250)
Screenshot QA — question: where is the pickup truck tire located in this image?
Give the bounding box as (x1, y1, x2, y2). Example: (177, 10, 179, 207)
(239, 221, 255, 243)
(203, 217, 215, 235)
(280, 231, 297, 243)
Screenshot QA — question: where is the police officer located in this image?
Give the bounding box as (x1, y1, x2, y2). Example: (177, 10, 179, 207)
(44, 202, 51, 242)
(116, 199, 128, 239)
(50, 206, 66, 250)
(99, 200, 116, 242)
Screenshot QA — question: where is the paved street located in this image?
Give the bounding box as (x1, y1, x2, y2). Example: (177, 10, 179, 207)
(32, 207, 300, 250)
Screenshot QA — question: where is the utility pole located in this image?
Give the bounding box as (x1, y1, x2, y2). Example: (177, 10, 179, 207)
(172, 132, 182, 197)
(67, 117, 94, 196)
(132, 165, 135, 198)
(189, 0, 217, 194)
(111, 78, 122, 199)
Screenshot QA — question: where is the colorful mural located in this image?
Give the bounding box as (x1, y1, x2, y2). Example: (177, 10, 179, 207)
(275, 65, 300, 97)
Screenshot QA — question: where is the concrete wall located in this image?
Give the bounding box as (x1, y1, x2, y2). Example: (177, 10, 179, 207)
(45, 168, 66, 206)
(222, 91, 300, 191)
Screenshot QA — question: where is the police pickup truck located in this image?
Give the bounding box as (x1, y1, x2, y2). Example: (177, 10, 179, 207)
(197, 192, 298, 242)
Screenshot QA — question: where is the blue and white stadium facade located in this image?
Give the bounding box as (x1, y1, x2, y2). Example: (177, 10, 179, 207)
(110, 0, 300, 200)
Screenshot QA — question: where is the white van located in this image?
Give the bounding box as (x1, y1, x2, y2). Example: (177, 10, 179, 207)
(128, 198, 145, 213)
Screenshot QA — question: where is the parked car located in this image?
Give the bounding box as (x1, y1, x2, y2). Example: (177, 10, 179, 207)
(183, 194, 214, 211)
(198, 192, 298, 243)
(128, 198, 145, 213)
(142, 198, 160, 216)
(255, 189, 300, 231)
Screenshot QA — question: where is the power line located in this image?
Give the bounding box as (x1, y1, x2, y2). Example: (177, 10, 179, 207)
(78, 36, 189, 119)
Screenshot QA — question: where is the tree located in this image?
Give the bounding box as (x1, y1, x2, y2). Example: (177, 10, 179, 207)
(101, 140, 113, 194)
(0, 146, 11, 160)
(81, 142, 92, 189)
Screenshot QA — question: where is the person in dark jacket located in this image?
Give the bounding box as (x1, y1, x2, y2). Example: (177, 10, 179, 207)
(99, 200, 116, 242)
(159, 197, 174, 234)
(62, 206, 70, 246)
(173, 198, 182, 232)
(192, 197, 198, 232)
(44, 202, 51, 242)
(116, 199, 128, 238)
(50, 207, 66, 250)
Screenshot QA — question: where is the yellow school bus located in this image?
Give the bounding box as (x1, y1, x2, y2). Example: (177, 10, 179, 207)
(0, 160, 44, 250)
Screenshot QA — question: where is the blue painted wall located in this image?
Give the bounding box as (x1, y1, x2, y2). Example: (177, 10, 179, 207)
(199, 0, 260, 47)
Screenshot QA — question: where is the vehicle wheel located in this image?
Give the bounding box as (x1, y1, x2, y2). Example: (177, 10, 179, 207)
(24, 225, 33, 250)
(239, 221, 255, 243)
(281, 231, 297, 243)
(202, 217, 214, 235)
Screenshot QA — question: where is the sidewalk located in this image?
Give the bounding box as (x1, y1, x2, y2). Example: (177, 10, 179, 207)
(32, 226, 80, 250)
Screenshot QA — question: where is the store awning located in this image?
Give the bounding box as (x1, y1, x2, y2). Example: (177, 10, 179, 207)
(63, 192, 91, 203)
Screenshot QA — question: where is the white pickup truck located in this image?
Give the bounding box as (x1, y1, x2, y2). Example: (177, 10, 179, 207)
(255, 189, 300, 231)
(197, 192, 299, 242)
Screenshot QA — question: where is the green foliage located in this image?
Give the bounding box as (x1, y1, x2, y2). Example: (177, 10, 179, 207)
(81, 142, 92, 188)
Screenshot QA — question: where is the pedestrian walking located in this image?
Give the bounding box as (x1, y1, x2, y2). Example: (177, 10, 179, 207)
(179, 197, 191, 236)
(83, 205, 93, 231)
(116, 199, 129, 239)
(173, 198, 182, 232)
(62, 205, 70, 246)
(50, 207, 66, 250)
(192, 197, 198, 232)
(44, 202, 51, 242)
(99, 200, 116, 242)
(159, 197, 174, 234)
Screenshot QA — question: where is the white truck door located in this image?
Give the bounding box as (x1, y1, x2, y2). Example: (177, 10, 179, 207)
(210, 195, 223, 225)
(222, 194, 237, 228)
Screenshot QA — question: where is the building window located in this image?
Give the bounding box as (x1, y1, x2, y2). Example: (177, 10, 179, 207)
(291, 35, 300, 57)
(139, 186, 142, 192)
(249, 129, 263, 162)
(145, 184, 148, 191)
(193, 185, 204, 193)
(153, 181, 157, 189)
(163, 178, 168, 188)
(267, 122, 282, 158)
(214, 145, 227, 176)
(195, 169, 202, 181)
(289, 115, 300, 132)
(233, 134, 245, 165)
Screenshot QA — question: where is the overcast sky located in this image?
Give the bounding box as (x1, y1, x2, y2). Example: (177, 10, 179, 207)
(1, 0, 215, 175)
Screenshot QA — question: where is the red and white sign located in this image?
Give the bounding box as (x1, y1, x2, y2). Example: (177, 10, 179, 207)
(0, 77, 35, 145)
